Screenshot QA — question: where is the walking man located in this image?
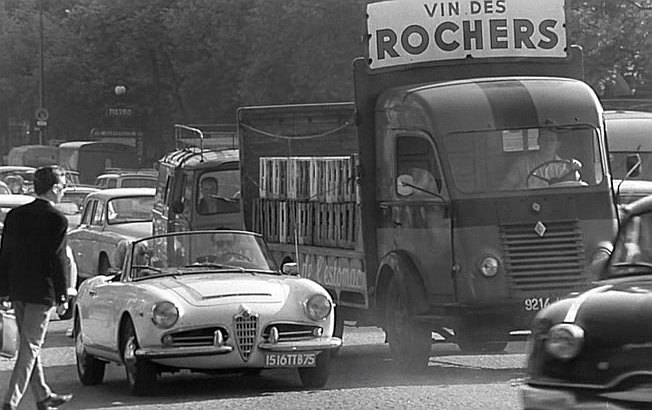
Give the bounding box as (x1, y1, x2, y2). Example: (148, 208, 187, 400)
(0, 166, 73, 410)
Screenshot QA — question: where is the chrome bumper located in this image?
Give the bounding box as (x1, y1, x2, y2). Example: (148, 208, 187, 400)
(134, 336, 342, 359)
(522, 385, 630, 410)
(135, 345, 233, 359)
(258, 336, 342, 352)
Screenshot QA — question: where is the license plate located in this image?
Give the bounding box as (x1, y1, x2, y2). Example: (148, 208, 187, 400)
(523, 296, 562, 311)
(264, 352, 317, 368)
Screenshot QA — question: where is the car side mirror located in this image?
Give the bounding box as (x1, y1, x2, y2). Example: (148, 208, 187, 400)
(282, 262, 299, 275)
(171, 200, 184, 214)
(626, 154, 642, 178)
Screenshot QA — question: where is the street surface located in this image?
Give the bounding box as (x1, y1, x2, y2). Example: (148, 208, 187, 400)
(1, 319, 527, 410)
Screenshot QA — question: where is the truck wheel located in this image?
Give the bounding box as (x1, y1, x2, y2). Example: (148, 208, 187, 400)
(384, 279, 431, 371)
(122, 320, 157, 396)
(75, 314, 105, 385)
(298, 351, 331, 388)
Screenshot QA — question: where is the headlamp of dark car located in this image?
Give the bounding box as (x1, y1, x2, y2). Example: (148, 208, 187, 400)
(152, 301, 179, 329)
(544, 323, 584, 361)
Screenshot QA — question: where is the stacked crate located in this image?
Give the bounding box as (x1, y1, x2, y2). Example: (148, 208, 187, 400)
(254, 156, 358, 249)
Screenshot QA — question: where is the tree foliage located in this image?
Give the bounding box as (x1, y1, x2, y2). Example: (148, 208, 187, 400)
(0, 0, 650, 161)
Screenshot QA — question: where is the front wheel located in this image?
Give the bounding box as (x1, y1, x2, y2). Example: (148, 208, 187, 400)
(75, 315, 105, 385)
(298, 352, 331, 388)
(384, 280, 432, 371)
(122, 320, 157, 396)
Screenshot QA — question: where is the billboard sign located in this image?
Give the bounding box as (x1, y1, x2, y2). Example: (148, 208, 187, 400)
(367, 0, 567, 69)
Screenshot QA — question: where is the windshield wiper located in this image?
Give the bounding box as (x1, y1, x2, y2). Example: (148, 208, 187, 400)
(184, 263, 247, 273)
(132, 264, 163, 273)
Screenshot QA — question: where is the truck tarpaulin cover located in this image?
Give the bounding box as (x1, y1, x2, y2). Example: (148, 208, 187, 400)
(367, 0, 567, 69)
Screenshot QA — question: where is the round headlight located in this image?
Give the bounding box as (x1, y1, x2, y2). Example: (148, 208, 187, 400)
(152, 301, 179, 329)
(545, 323, 584, 361)
(305, 294, 332, 321)
(479, 256, 499, 277)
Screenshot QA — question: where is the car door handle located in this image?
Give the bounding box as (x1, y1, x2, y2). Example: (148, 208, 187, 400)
(89, 290, 97, 296)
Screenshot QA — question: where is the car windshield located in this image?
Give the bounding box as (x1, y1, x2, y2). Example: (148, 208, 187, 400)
(610, 151, 652, 180)
(129, 231, 278, 279)
(444, 125, 605, 193)
(608, 208, 652, 276)
(121, 178, 156, 188)
(106, 196, 154, 224)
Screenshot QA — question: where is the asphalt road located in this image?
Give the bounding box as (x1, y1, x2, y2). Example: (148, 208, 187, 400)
(0, 319, 528, 410)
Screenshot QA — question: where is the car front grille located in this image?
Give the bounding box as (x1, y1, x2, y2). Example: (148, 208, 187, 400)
(165, 327, 229, 347)
(234, 310, 259, 361)
(262, 323, 321, 342)
(500, 220, 588, 295)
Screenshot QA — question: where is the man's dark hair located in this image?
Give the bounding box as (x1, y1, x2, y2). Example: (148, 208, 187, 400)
(34, 166, 63, 195)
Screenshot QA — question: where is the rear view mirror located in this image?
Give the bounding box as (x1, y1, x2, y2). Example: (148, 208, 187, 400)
(282, 262, 299, 275)
(397, 174, 415, 196)
(625, 154, 642, 178)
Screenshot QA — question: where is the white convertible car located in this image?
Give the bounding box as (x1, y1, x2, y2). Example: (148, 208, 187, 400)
(73, 230, 342, 395)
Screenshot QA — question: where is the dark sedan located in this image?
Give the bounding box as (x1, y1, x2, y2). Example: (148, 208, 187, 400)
(523, 195, 652, 409)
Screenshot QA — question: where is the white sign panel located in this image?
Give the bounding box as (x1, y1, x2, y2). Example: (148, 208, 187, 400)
(367, 0, 567, 69)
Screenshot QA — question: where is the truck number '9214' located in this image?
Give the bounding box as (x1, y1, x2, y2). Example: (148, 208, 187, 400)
(524, 297, 562, 311)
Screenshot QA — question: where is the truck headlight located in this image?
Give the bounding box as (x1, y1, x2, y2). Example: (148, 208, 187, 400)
(152, 301, 179, 329)
(545, 323, 584, 361)
(478, 256, 499, 278)
(304, 294, 332, 321)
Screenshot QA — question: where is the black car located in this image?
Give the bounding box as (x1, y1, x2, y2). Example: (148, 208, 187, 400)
(523, 195, 652, 409)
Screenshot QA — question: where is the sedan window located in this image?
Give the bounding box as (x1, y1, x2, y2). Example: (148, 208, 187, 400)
(91, 201, 105, 226)
(80, 201, 95, 225)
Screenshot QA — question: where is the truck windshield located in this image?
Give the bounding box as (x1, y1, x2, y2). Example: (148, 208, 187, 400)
(444, 126, 604, 193)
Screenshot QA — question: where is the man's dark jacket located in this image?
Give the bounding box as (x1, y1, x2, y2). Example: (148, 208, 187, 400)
(0, 198, 69, 306)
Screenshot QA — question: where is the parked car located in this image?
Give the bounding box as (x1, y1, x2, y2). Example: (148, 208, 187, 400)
(0, 181, 11, 195)
(522, 194, 652, 409)
(0, 194, 35, 234)
(54, 186, 101, 229)
(67, 188, 155, 283)
(73, 230, 341, 395)
(95, 169, 157, 189)
(0, 166, 35, 194)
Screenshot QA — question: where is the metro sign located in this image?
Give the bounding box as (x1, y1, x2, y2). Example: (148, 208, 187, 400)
(106, 107, 134, 118)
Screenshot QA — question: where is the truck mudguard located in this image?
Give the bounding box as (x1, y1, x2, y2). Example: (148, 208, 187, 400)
(376, 250, 429, 318)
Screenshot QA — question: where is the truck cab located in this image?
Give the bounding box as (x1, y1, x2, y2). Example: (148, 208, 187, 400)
(152, 125, 242, 235)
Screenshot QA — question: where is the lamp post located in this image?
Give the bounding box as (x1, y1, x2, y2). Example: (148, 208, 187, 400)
(37, 0, 45, 144)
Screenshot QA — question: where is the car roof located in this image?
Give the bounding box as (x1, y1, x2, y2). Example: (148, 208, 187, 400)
(63, 186, 100, 194)
(85, 187, 156, 200)
(96, 173, 157, 179)
(0, 194, 36, 206)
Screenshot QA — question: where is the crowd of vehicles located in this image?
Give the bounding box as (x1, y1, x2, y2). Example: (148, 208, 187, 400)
(0, 0, 650, 402)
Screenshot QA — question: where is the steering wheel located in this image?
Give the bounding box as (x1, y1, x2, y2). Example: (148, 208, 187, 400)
(526, 159, 578, 187)
(219, 252, 252, 263)
(195, 254, 219, 264)
(195, 252, 252, 264)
